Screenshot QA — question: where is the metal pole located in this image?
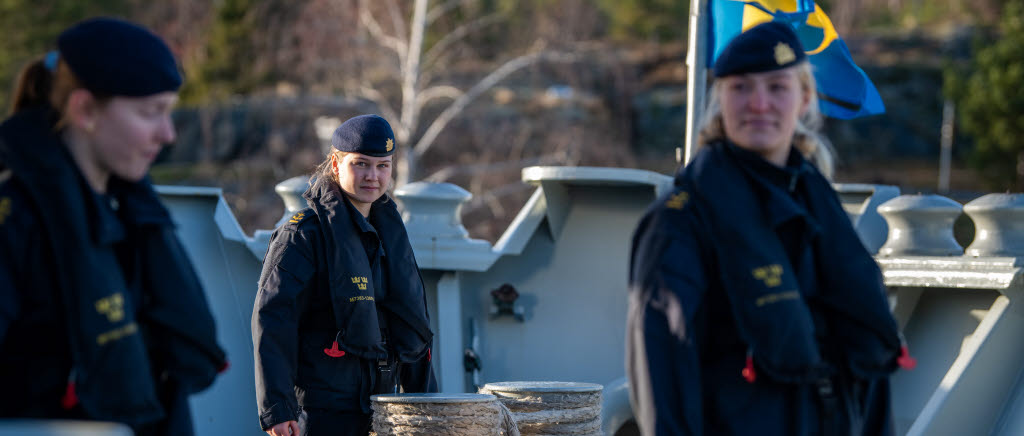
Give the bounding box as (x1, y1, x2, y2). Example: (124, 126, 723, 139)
(684, 0, 710, 165)
(938, 99, 954, 193)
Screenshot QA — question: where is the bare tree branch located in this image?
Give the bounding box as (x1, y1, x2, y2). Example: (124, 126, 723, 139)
(360, 4, 405, 56)
(400, 0, 429, 145)
(416, 85, 463, 111)
(385, 0, 408, 44)
(423, 13, 504, 72)
(412, 50, 579, 157)
(426, 0, 477, 25)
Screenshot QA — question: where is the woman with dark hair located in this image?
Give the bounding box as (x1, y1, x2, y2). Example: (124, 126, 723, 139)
(626, 22, 910, 435)
(0, 17, 226, 435)
(253, 114, 437, 436)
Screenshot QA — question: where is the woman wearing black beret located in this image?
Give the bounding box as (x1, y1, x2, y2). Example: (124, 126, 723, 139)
(626, 21, 910, 435)
(253, 114, 438, 436)
(0, 17, 227, 435)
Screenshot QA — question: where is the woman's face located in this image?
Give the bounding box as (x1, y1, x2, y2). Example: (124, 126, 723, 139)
(89, 92, 178, 182)
(334, 152, 392, 210)
(718, 66, 810, 165)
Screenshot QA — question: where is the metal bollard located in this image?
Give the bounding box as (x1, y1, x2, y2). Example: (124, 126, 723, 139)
(963, 193, 1024, 257)
(393, 182, 496, 271)
(877, 195, 963, 257)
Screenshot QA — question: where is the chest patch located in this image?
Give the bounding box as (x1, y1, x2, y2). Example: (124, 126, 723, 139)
(752, 264, 784, 287)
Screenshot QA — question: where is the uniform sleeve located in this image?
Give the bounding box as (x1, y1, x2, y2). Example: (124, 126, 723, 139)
(399, 340, 438, 393)
(626, 208, 709, 436)
(252, 225, 318, 430)
(0, 177, 30, 344)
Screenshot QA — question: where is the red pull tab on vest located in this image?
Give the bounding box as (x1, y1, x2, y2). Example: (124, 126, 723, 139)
(61, 380, 79, 410)
(897, 345, 917, 370)
(324, 341, 345, 358)
(741, 354, 757, 383)
(218, 360, 231, 374)
(427, 348, 431, 362)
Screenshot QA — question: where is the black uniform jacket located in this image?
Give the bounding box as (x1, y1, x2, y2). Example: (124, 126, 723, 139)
(626, 141, 902, 436)
(0, 108, 227, 435)
(253, 177, 436, 430)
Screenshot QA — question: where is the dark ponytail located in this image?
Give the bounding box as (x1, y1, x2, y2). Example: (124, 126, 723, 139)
(8, 57, 53, 115)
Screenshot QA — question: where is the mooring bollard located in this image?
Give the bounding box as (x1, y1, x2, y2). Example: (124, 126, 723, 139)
(480, 381, 603, 436)
(963, 193, 1024, 257)
(370, 393, 519, 436)
(877, 194, 964, 257)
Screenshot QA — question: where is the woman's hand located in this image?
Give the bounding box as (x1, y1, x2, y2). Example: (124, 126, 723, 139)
(267, 420, 300, 436)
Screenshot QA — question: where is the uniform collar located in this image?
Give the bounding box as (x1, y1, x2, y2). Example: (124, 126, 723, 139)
(722, 140, 809, 192)
(721, 140, 819, 233)
(86, 188, 126, 245)
(343, 193, 378, 236)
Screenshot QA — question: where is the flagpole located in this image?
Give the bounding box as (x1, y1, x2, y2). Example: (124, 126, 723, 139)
(684, 0, 710, 165)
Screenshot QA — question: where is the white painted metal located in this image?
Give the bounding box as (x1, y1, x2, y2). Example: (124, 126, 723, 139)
(963, 193, 1024, 257)
(129, 168, 1024, 436)
(684, 0, 710, 165)
(833, 183, 900, 254)
(878, 195, 964, 257)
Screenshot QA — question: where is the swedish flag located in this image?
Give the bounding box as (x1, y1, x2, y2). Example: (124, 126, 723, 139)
(710, 0, 885, 119)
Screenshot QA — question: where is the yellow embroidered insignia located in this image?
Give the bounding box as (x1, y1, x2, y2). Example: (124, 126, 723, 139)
(351, 276, 369, 290)
(385, 138, 394, 152)
(95, 293, 125, 323)
(774, 42, 796, 66)
(752, 264, 784, 288)
(288, 211, 306, 224)
(97, 323, 138, 345)
(665, 192, 689, 210)
(755, 290, 800, 307)
(0, 197, 11, 225)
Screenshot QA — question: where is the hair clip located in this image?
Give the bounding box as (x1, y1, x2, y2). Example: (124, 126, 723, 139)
(44, 51, 60, 72)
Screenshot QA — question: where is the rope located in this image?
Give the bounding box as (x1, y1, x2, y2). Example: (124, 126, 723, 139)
(372, 397, 512, 436)
(498, 401, 522, 436)
(479, 388, 603, 435)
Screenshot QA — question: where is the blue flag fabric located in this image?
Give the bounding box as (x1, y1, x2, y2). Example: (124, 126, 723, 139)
(709, 0, 885, 119)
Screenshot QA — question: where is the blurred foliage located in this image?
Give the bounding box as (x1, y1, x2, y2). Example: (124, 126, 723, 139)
(944, 0, 1024, 190)
(179, 0, 256, 103)
(0, 0, 129, 111)
(595, 0, 687, 42)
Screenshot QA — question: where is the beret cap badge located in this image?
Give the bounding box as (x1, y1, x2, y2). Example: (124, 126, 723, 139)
(712, 21, 807, 78)
(331, 114, 397, 157)
(774, 42, 796, 66)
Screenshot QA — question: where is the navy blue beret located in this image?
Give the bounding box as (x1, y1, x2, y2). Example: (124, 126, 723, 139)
(713, 21, 807, 78)
(57, 17, 182, 96)
(331, 115, 397, 157)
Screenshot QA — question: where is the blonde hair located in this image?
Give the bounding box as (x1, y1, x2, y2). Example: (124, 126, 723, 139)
(312, 149, 346, 186)
(696, 62, 835, 179)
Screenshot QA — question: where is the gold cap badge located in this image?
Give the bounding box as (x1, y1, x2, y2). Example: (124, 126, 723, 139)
(774, 42, 796, 66)
(386, 138, 394, 152)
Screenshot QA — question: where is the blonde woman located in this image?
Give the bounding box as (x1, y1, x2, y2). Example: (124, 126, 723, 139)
(626, 22, 907, 435)
(253, 115, 436, 436)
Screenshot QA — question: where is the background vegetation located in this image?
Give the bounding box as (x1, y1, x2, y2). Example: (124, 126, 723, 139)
(2, 0, 1020, 239)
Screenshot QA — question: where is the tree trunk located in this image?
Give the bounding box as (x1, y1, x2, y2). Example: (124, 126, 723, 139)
(396, 148, 418, 188)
